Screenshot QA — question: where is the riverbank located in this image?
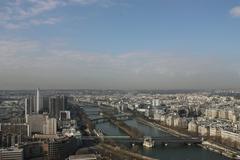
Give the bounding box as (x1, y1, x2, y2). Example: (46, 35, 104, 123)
(200, 141, 240, 159)
(81, 104, 230, 159)
(136, 117, 190, 138)
(135, 116, 239, 159)
(101, 110, 144, 138)
(98, 143, 158, 160)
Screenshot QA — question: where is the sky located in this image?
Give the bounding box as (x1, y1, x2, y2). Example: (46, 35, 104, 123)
(0, 0, 240, 90)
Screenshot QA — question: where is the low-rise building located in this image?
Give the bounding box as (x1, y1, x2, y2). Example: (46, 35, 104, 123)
(0, 147, 23, 160)
(198, 125, 210, 137)
(0, 123, 30, 137)
(47, 136, 81, 160)
(188, 120, 198, 133)
(173, 117, 188, 129)
(23, 142, 44, 159)
(221, 129, 240, 143)
(68, 154, 97, 160)
(166, 115, 174, 127)
(209, 127, 221, 137)
(228, 110, 238, 122)
(205, 108, 218, 119)
(218, 110, 228, 119)
(160, 115, 166, 123)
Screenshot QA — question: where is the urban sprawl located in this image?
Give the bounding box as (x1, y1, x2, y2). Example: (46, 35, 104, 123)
(1, 89, 240, 159)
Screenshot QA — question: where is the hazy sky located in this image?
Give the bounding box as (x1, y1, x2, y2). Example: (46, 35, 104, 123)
(1, 0, 240, 90)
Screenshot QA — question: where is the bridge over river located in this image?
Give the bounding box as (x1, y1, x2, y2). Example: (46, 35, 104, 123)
(77, 102, 229, 160)
(91, 114, 133, 124)
(81, 135, 202, 145)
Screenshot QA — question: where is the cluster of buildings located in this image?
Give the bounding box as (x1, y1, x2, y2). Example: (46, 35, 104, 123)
(0, 89, 82, 160)
(0, 100, 24, 122)
(74, 92, 240, 150)
(2, 89, 240, 159)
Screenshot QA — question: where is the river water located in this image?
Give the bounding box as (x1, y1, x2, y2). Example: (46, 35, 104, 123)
(83, 107, 229, 160)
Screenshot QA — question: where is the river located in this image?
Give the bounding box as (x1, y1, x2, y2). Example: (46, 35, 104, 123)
(83, 106, 229, 160)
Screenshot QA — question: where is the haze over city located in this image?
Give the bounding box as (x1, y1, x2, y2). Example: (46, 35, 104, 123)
(1, 0, 240, 89)
(3, 1, 240, 160)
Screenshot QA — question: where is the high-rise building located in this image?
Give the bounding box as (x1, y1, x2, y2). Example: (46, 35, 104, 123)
(27, 114, 46, 134)
(42, 97, 50, 113)
(36, 88, 40, 114)
(27, 114, 56, 135)
(43, 118, 57, 135)
(24, 96, 35, 116)
(49, 97, 57, 119)
(25, 98, 32, 121)
(24, 88, 43, 117)
(49, 96, 67, 119)
(63, 96, 68, 110)
(25, 98, 31, 115)
(60, 111, 71, 121)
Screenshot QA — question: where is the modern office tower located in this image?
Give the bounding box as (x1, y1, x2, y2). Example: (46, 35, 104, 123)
(63, 96, 68, 110)
(49, 96, 66, 119)
(24, 89, 43, 117)
(0, 147, 23, 160)
(25, 98, 31, 115)
(49, 97, 57, 119)
(36, 88, 40, 113)
(56, 96, 65, 112)
(42, 97, 50, 113)
(25, 97, 33, 123)
(24, 96, 35, 120)
(25, 98, 31, 121)
(27, 114, 56, 135)
(60, 111, 71, 121)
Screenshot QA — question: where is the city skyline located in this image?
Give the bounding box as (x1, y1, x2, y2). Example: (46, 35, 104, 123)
(1, 0, 240, 90)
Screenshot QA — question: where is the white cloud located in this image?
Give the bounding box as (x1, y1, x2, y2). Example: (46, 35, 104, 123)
(0, 39, 240, 89)
(0, 39, 39, 57)
(30, 17, 62, 25)
(0, 0, 63, 29)
(68, 0, 115, 7)
(0, 0, 115, 29)
(17, 0, 63, 19)
(0, 17, 61, 29)
(69, 0, 99, 5)
(230, 6, 240, 17)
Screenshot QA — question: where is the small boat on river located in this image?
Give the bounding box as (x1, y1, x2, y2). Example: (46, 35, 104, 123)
(143, 136, 155, 148)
